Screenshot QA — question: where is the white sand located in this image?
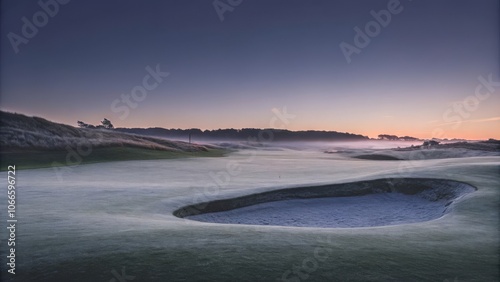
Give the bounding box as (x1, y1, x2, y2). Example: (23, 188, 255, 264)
(188, 193, 450, 228)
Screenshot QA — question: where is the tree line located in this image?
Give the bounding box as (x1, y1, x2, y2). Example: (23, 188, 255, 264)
(116, 127, 369, 141)
(377, 134, 420, 141)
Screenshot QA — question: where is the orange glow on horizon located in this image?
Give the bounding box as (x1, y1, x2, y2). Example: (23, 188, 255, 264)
(5, 108, 499, 141)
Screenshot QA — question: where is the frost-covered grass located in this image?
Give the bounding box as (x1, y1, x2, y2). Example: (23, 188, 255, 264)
(0, 148, 498, 281)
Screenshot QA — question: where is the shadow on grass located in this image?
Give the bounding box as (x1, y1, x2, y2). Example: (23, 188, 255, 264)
(0, 147, 227, 170)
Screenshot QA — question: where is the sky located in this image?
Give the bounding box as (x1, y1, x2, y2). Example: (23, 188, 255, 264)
(1, 0, 499, 140)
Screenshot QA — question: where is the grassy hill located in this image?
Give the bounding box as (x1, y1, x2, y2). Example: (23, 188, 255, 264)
(0, 111, 225, 170)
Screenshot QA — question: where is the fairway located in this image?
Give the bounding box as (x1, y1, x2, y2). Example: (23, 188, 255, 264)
(0, 149, 498, 281)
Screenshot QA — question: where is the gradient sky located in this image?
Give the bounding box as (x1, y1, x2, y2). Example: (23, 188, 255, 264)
(1, 0, 499, 139)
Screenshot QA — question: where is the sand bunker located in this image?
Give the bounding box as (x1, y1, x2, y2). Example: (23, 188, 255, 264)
(174, 178, 476, 228)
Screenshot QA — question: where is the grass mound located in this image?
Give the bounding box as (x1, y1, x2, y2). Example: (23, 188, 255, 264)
(0, 111, 226, 170)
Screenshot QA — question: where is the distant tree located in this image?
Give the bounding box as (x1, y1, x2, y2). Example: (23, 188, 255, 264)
(378, 134, 399, 140)
(429, 140, 440, 146)
(399, 136, 419, 141)
(77, 121, 96, 128)
(77, 121, 88, 128)
(422, 140, 440, 147)
(101, 118, 114, 129)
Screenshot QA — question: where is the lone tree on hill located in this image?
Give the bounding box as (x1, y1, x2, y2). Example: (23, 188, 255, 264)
(77, 121, 96, 129)
(77, 121, 89, 128)
(101, 118, 114, 129)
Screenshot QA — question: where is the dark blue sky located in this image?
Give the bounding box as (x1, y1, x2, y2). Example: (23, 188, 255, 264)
(1, 0, 498, 139)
